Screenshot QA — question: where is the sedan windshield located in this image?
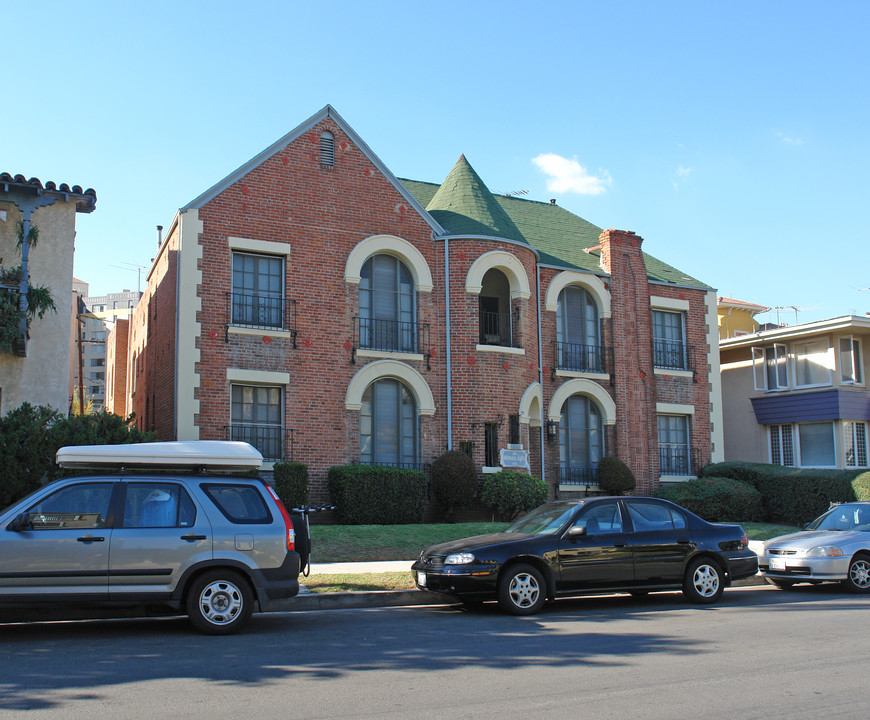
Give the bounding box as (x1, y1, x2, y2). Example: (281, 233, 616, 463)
(807, 504, 870, 532)
(505, 503, 579, 535)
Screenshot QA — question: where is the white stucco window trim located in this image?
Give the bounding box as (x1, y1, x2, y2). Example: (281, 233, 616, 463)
(355, 349, 425, 363)
(544, 271, 611, 317)
(656, 402, 695, 415)
(548, 379, 617, 426)
(555, 370, 611, 382)
(345, 359, 436, 415)
(519, 382, 543, 427)
(227, 368, 291, 385)
(228, 236, 293, 256)
(475, 344, 526, 356)
(650, 295, 690, 312)
(465, 250, 531, 300)
(653, 368, 694, 379)
(227, 326, 296, 340)
(344, 234, 434, 292)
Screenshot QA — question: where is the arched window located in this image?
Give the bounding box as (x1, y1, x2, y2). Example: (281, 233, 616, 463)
(556, 286, 601, 372)
(359, 255, 416, 352)
(360, 379, 418, 467)
(559, 395, 603, 486)
(479, 268, 513, 346)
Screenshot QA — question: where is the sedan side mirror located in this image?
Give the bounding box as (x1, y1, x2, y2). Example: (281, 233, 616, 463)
(6, 513, 32, 532)
(567, 525, 587, 538)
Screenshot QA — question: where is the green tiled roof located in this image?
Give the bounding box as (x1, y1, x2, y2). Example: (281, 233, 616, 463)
(400, 175, 709, 290)
(424, 155, 528, 246)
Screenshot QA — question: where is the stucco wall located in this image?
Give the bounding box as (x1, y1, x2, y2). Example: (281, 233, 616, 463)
(0, 199, 78, 414)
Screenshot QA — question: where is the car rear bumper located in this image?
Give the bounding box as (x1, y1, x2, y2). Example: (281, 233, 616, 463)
(724, 550, 760, 581)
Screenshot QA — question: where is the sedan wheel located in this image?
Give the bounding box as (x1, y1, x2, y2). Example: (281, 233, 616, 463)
(683, 558, 724, 604)
(498, 563, 546, 615)
(843, 554, 870, 594)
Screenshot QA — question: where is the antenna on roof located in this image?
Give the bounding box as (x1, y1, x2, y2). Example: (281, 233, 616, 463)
(503, 190, 528, 197)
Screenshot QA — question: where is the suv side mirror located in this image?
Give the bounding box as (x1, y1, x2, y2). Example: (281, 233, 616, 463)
(6, 513, 33, 532)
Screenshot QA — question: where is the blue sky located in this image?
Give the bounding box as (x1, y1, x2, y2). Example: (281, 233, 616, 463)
(4, 1, 868, 325)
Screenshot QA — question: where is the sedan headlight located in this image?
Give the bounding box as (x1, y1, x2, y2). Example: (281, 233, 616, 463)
(444, 552, 476, 565)
(805, 545, 844, 558)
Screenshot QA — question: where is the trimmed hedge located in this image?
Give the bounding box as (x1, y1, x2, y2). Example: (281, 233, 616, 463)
(272, 461, 308, 510)
(430, 450, 477, 521)
(654, 477, 764, 522)
(327, 464, 427, 525)
(701, 461, 867, 526)
(480, 470, 548, 521)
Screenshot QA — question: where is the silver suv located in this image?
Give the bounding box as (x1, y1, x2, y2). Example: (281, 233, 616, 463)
(0, 441, 305, 634)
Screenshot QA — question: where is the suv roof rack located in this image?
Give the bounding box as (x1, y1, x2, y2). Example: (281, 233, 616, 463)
(56, 441, 263, 471)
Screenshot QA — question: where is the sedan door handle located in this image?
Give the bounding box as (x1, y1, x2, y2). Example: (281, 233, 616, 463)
(181, 534, 207, 542)
(77, 535, 105, 543)
(677, 539, 693, 545)
(613, 542, 628, 548)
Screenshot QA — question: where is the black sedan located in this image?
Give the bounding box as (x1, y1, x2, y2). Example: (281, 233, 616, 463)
(412, 496, 758, 615)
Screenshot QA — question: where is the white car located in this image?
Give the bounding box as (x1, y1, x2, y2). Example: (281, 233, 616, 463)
(759, 502, 870, 592)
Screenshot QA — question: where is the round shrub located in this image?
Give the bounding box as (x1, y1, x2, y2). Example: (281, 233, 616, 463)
(852, 471, 870, 502)
(480, 470, 548, 521)
(431, 450, 477, 521)
(654, 476, 763, 522)
(596, 456, 636, 495)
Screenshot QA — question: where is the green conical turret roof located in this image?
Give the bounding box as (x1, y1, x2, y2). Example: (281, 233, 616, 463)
(426, 155, 529, 246)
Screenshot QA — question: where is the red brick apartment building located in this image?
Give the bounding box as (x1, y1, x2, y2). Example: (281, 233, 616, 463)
(123, 105, 723, 502)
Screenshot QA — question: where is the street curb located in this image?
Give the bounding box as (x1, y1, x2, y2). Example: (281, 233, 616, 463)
(268, 574, 768, 612)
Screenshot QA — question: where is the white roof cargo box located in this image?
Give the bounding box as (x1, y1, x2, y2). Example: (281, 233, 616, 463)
(56, 441, 263, 471)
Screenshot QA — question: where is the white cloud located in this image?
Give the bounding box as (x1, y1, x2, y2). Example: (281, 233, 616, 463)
(673, 165, 692, 190)
(777, 131, 804, 146)
(532, 153, 612, 195)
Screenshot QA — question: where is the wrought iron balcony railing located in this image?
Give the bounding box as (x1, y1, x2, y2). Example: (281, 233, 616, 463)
(652, 339, 692, 371)
(226, 292, 297, 339)
(354, 317, 428, 355)
(658, 446, 699, 476)
(557, 464, 599, 487)
(553, 341, 611, 374)
(227, 423, 286, 462)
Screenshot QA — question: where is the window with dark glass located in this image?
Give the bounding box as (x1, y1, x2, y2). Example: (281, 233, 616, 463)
(556, 287, 601, 371)
(479, 269, 513, 347)
(360, 379, 418, 467)
(559, 396, 602, 485)
(359, 255, 415, 352)
(658, 414, 690, 475)
(231, 252, 283, 329)
(25, 482, 114, 530)
(652, 310, 686, 370)
(509, 414, 520, 445)
(124, 483, 196, 528)
(230, 384, 283, 461)
(484, 422, 499, 467)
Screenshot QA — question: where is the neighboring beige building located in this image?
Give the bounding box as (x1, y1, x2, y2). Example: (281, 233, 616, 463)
(717, 296, 769, 339)
(720, 315, 870, 468)
(0, 174, 96, 414)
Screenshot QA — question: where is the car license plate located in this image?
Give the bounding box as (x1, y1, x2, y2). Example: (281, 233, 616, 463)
(769, 558, 786, 571)
(417, 571, 426, 587)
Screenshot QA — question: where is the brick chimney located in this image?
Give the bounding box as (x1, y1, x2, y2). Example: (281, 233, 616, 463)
(598, 228, 657, 493)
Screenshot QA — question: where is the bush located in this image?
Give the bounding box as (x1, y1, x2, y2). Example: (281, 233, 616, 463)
(480, 470, 548, 521)
(596, 456, 636, 495)
(700, 461, 863, 525)
(853, 471, 870, 501)
(327, 464, 427, 524)
(0, 404, 152, 508)
(654, 476, 764, 522)
(272, 461, 308, 509)
(431, 450, 477, 521)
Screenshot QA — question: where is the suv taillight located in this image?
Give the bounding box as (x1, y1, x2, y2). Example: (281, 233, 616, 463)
(266, 485, 296, 552)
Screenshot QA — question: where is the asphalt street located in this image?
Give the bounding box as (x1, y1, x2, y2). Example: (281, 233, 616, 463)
(1, 584, 867, 719)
